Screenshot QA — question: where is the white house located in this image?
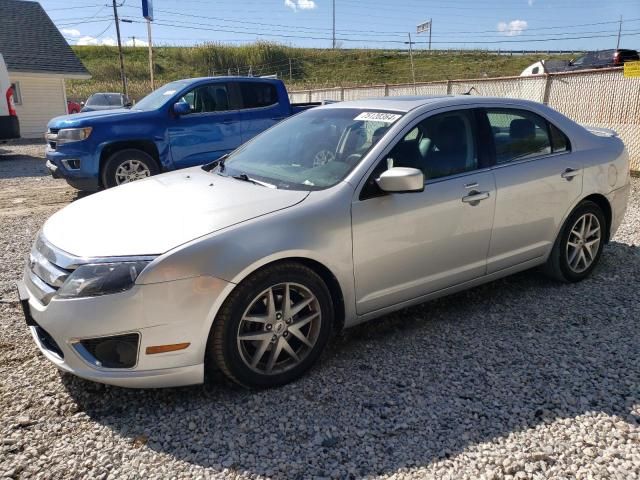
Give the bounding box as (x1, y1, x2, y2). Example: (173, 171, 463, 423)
(0, 0, 90, 138)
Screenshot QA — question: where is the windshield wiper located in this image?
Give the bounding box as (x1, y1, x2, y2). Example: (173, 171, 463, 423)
(232, 173, 276, 189)
(202, 153, 230, 172)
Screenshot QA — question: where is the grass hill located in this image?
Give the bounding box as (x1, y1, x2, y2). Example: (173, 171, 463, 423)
(69, 43, 573, 101)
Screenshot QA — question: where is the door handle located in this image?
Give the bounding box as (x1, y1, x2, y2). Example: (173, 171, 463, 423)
(561, 168, 580, 180)
(462, 190, 490, 206)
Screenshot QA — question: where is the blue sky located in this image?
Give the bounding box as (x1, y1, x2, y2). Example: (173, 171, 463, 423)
(46, 0, 640, 51)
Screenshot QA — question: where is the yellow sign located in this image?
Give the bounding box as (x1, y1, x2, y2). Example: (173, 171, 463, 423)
(624, 61, 640, 78)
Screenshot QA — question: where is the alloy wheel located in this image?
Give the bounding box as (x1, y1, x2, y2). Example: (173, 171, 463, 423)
(566, 212, 601, 274)
(114, 160, 151, 185)
(236, 283, 322, 375)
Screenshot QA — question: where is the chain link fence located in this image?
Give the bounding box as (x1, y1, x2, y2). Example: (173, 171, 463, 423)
(289, 67, 640, 172)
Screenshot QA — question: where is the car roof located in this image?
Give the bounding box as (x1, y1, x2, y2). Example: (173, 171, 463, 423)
(320, 95, 545, 113)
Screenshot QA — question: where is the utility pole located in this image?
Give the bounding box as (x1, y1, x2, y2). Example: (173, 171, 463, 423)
(429, 18, 432, 52)
(129, 35, 136, 47)
(332, 0, 336, 49)
(146, 19, 154, 90)
(407, 33, 416, 94)
(616, 15, 622, 49)
(112, 0, 127, 96)
(289, 58, 292, 81)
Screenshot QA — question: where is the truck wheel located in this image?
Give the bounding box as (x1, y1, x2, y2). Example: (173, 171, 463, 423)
(207, 262, 334, 389)
(102, 149, 159, 188)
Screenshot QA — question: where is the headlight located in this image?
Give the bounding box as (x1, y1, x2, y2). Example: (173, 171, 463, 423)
(56, 127, 93, 145)
(57, 261, 151, 299)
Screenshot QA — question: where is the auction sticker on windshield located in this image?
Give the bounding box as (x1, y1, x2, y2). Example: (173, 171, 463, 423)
(354, 112, 402, 123)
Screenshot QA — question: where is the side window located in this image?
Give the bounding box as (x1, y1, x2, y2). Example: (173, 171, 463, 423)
(386, 110, 478, 180)
(549, 122, 570, 153)
(180, 84, 230, 113)
(239, 82, 278, 109)
(531, 67, 539, 74)
(485, 108, 551, 164)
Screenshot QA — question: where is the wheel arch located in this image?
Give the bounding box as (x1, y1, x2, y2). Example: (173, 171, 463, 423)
(99, 140, 161, 186)
(581, 193, 612, 242)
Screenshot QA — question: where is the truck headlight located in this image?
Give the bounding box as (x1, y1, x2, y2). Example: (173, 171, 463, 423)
(56, 127, 93, 145)
(57, 261, 151, 299)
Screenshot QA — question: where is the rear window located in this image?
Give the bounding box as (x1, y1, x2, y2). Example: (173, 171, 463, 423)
(239, 82, 278, 109)
(87, 94, 122, 106)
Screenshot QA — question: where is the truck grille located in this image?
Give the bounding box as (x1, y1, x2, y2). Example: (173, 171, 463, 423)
(25, 234, 75, 305)
(46, 128, 59, 150)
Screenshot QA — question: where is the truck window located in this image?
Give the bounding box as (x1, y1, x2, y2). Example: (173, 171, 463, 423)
(180, 84, 231, 113)
(239, 82, 278, 109)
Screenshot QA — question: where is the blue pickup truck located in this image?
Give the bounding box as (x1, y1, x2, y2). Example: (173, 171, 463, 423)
(45, 77, 317, 190)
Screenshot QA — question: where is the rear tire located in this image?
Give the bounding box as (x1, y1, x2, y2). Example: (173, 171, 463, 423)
(101, 149, 159, 188)
(207, 262, 334, 389)
(544, 200, 606, 282)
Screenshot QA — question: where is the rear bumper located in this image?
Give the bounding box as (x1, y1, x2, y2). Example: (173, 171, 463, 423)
(607, 181, 631, 239)
(0, 115, 20, 140)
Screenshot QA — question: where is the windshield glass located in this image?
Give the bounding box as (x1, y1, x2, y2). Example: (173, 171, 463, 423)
(219, 108, 402, 190)
(133, 81, 190, 111)
(86, 93, 122, 106)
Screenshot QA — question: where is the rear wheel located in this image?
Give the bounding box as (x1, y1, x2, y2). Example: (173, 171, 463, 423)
(101, 149, 159, 188)
(544, 201, 606, 282)
(208, 262, 333, 388)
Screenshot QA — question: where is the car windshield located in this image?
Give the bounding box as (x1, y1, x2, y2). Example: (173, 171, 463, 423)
(86, 93, 123, 106)
(217, 108, 402, 190)
(133, 81, 190, 111)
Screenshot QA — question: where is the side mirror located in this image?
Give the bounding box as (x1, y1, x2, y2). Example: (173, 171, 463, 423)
(376, 167, 424, 193)
(80, 101, 85, 107)
(173, 101, 191, 116)
(124, 101, 133, 108)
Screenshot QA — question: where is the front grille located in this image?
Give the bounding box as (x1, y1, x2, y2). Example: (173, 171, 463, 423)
(26, 234, 75, 305)
(46, 128, 59, 150)
(77, 333, 140, 368)
(34, 325, 64, 359)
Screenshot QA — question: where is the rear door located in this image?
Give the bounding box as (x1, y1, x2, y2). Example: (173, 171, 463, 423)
(235, 81, 288, 143)
(482, 107, 583, 273)
(167, 81, 242, 168)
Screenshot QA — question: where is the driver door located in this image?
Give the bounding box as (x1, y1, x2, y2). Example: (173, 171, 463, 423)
(168, 82, 242, 168)
(351, 108, 496, 314)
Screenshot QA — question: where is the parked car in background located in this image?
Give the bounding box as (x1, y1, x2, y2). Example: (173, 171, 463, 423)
(568, 49, 639, 71)
(0, 53, 20, 142)
(19, 96, 630, 389)
(44, 77, 319, 190)
(80, 92, 131, 112)
(67, 100, 81, 114)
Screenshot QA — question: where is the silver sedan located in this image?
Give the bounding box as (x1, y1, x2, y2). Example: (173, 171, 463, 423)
(18, 96, 630, 388)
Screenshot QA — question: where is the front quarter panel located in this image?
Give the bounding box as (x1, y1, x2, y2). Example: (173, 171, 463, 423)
(137, 183, 357, 335)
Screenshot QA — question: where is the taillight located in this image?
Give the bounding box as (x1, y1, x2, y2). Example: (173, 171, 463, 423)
(6, 87, 16, 116)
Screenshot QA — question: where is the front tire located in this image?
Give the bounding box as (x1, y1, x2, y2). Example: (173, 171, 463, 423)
(544, 200, 606, 282)
(101, 149, 159, 188)
(208, 262, 334, 388)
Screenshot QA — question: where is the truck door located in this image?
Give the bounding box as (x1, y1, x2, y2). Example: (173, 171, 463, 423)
(167, 81, 242, 168)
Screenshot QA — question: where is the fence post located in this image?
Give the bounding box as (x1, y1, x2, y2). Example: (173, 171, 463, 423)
(308, 90, 312, 103)
(384, 84, 389, 96)
(542, 74, 552, 105)
(341, 87, 344, 101)
(446, 79, 452, 95)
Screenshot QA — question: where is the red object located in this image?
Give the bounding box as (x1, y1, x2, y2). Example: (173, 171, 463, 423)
(67, 100, 81, 114)
(6, 86, 16, 116)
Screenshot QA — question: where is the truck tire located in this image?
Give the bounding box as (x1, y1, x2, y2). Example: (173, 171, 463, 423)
(101, 149, 159, 188)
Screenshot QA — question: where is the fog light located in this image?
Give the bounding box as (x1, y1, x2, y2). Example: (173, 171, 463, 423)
(75, 333, 139, 368)
(61, 159, 81, 170)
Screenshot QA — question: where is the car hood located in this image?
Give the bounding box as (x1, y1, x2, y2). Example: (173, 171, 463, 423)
(42, 168, 309, 258)
(47, 108, 138, 128)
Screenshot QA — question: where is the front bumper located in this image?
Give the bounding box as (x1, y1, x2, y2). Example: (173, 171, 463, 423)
(17, 273, 232, 388)
(45, 147, 101, 191)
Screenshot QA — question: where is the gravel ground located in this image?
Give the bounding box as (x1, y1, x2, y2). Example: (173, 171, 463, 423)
(1, 142, 639, 480)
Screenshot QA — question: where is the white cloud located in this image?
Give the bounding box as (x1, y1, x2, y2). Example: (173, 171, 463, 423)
(61, 28, 81, 37)
(497, 19, 528, 36)
(528, 0, 534, 6)
(284, 0, 316, 11)
(76, 35, 117, 46)
(125, 38, 149, 47)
